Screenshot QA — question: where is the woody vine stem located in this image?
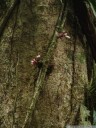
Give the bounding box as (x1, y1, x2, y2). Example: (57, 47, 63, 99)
(22, 0, 69, 128)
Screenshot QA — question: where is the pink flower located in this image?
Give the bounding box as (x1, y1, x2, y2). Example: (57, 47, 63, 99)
(31, 59, 37, 65)
(36, 54, 41, 58)
(57, 31, 71, 39)
(31, 54, 41, 66)
(65, 35, 71, 39)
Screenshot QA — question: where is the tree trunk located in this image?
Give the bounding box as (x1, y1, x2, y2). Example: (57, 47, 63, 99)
(0, 0, 89, 128)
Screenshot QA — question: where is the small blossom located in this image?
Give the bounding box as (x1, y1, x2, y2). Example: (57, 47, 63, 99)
(65, 35, 71, 39)
(36, 54, 41, 58)
(31, 54, 41, 66)
(64, 32, 67, 36)
(57, 32, 65, 39)
(57, 31, 71, 39)
(31, 59, 37, 65)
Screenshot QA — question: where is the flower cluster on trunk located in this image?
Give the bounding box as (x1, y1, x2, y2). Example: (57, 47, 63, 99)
(57, 31, 71, 39)
(31, 55, 41, 65)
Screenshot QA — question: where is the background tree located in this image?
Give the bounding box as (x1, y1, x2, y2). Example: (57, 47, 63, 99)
(0, 0, 96, 128)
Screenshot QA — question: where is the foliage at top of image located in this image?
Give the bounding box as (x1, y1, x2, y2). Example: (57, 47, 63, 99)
(87, 0, 96, 12)
(0, 0, 13, 18)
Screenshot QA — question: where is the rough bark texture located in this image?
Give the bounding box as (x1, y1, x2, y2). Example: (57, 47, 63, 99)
(0, 0, 88, 128)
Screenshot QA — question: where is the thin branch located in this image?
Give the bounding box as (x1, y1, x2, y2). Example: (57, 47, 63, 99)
(22, 1, 68, 128)
(0, 0, 20, 38)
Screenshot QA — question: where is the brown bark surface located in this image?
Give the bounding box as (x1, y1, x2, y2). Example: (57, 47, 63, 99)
(0, 0, 88, 128)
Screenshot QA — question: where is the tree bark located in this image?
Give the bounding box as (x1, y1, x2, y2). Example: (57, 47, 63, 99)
(0, 0, 20, 38)
(0, 0, 89, 128)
